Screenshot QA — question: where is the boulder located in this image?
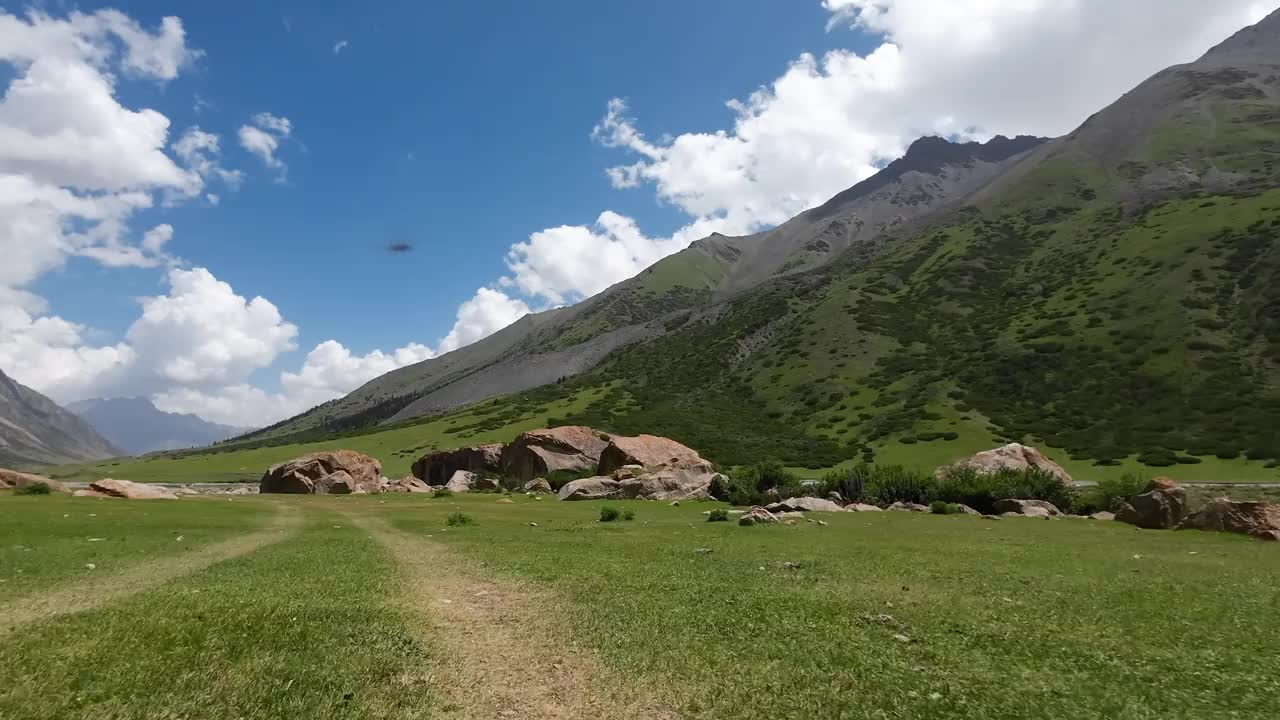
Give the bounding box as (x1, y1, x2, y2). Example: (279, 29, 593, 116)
(888, 501, 929, 513)
(558, 467, 719, 502)
(444, 470, 499, 493)
(557, 476, 643, 501)
(767, 497, 846, 513)
(1090, 511, 1116, 521)
(89, 479, 178, 500)
(739, 507, 779, 526)
(523, 478, 553, 494)
(954, 504, 982, 515)
(411, 444, 503, 485)
(848, 503, 883, 512)
(1115, 477, 1186, 530)
(260, 450, 382, 494)
(939, 443, 1073, 485)
(0, 468, 65, 493)
(73, 489, 111, 498)
(386, 476, 432, 494)
(992, 498, 1062, 516)
(1178, 498, 1280, 540)
(598, 434, 712, 475)
(502, 426, 609, 483)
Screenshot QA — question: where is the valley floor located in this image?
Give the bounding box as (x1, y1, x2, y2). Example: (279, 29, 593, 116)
(2, 493, 1278, 719)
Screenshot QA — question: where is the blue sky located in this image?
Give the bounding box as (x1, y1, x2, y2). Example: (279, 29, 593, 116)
(2, 0, 1273, 425)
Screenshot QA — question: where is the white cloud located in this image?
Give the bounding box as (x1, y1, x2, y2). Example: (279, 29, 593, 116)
(238, 112, 293, 179)
(436, 288, 532, 355)
(333, 39, 349, 55)
(173, 127, 244, 189)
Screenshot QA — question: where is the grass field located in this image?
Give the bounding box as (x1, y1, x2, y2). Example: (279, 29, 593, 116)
(2, 492, 1277, 719)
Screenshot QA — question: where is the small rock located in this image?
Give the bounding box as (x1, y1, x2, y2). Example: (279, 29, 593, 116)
(817, 520, 828, 526)
(496, 498, 515, 504)
(893, 634, 911, 643)
(85, 563, 96, 570)
(528, 522, 538, 527)
(781, 561, 803, 570)
(87, 537, 106, 542)
(693, 547, 714, 555)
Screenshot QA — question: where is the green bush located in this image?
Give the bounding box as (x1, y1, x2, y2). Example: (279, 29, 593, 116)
(1076, 472, 1146, 514)
(622, 509, 636, 521)
(706, 508, 730, 522)
(432, 488, 453, 498)
(445, 512, 475, 527)
(929, 500, 950, 514)
(599, 506, 621, 522)
(820, 464, 932, 506)
(932, 466, 1077, 515)
(14, 482, 52, 496)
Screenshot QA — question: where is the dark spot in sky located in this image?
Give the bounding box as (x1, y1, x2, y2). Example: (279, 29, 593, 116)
(386, 242, 413, 254)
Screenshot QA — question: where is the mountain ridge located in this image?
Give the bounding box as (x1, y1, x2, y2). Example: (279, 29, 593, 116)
(0, 369, 121, 467)
(67, 396, 254, 456)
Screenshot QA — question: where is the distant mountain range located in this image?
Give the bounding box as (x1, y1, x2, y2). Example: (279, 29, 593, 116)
(0, 369, 120, 467)
(67, 397, 254, 456)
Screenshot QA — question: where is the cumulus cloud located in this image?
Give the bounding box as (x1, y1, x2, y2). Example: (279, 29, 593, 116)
(173, 127, 244, 190)
(436, 288, 532, 355)
(238, 112, 293, 179)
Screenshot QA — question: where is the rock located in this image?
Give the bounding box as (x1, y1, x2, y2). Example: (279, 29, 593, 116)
(598, 434, 713, 475)
(888, 501, 929, 513)
(826, 491, 845, 504)
(557, 476, 643, 501)
(523, 478, 553, 494)
(939, 443, 1073, 485)
(992, 498, 1062, 516)
(496, 497, 515, 504)
(445, 470, 496, 494)
(1178, 498, 1280, 540)
(386, 476, 432, 493)
(411, 444, 503, 485)
(954, 504, 981, 515)
(776, 511, 806, 520)
(763, 487, 782, 502)
(260, 450, 382, 494)
(847, 503, 883, 512)
(1115, 477, 1186, 529)
(739, 507, 779, 526)
(0, 468, 66, 492)
(175, 487, 201, 496)
(612, 464, 644, 480)
(982, 514, 1003, 520)
(669, 500, 680, 507)
(502, 426, 609, 483)
(90, 479, 179, 500)
(73, 489, 111, 498)
(1090, 511, 1116, 521)
(766, 497, 846, 513)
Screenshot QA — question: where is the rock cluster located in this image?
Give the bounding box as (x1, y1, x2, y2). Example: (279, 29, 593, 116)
(259, 450, 382, 494)
(1178, 498, 1280, 541)
(1115, 477, 1186, 529)
(0, 468, 65, 492)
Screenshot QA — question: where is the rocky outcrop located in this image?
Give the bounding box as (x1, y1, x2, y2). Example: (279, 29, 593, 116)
(259, 450, 382, 494)
(940, 443, 1073, 485)
(766, 497, 846, 513)
(993, 498, 1062, 517)
(1178, 498, 1280, 540)
(385, 476, 432, 493)
(89, 478, 178, 500)
(1115, 477, 1186, 530)
(411, 444, 503, 485)
(444, 470, 500, 493)
(558, 465, 724, 502)
(557, 476, 641, 501)
(523, 478, 553, 494)
(0, 468, 65, 492)
(502, 426, 609, 483)
(597, 434, 711, 475)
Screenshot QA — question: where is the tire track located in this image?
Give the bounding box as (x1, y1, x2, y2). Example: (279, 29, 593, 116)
(342, 509, 678, 720)
(0, 501, 301, 638)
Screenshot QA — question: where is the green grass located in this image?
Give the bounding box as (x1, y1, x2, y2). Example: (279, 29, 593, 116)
(382, 494, 1280, 719)
(0, 495, 270, 603)
(0, 505, 441, 720)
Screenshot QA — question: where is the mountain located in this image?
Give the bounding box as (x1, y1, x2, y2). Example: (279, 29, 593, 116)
(0, 369, 121, 467)
(235, 10, 1280, 471)
(67, 397, 254, 456)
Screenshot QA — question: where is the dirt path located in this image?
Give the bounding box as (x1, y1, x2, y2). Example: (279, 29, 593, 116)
(342, 509, 678, 720)
(0, 501, 301, 638)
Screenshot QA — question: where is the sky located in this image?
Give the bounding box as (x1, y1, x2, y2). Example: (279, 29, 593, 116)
(0, 0, 1276, 428)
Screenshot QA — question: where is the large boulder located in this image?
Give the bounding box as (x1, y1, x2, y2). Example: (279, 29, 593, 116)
(767, 497, 846, 513)
(386, 476, 432, 493)
(939, 443, 1073, 485)
(411, 444, 503, 485)
(260, 450, 382, 494)
(502, 426, 609, 482)
(557, 476, 643, 501)
(523, 478, 553, 494)
(90, 479, 178, 500)
(558, 466, 723, 502)
(1115, 477, 1186, 530)
(888, 501, 930, 513)
(0, 468, 66, 493)
(993, 498, 1063, 517)
(1178, 498, 1280, 541)
(598, 434, 712, 475)
(444, 470, 499, 493)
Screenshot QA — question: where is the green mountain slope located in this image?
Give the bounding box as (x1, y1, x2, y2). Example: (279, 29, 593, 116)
(152, 10, 1280, 480)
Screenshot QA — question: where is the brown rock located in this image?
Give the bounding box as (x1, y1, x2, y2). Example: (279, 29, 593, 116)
(0, 468, 66, 493)
(1090, 511, 1116, 521)
(523, 478, 553, 494)
(993, 498, 1062, 517)
(386, 476, 432, 493)
(848, 503, 883, 512)
(260, 450, 382, 494)
(598, 434, 712, 475)
(767, 497, 846, 513)
(411, 444, 503, 485)
(73, 488, 111, 498)
(496, 497, 515, 504)
(557, 476, 643, 501)
(90, 479, 179, 500)
(739, 506, 779, 526)
(1178, 498, 1280, 540)
(502, 426, 609, 482)
(954, 504, 982, 515)
(940, 443, 1073, 485)
(1115, 477, 1186, 529)
(888, 501, 929, 513)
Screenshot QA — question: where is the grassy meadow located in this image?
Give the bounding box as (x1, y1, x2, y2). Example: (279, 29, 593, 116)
(2, 491, 1278, 719)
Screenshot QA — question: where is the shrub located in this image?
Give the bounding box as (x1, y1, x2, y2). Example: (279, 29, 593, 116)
(432, 488, 453, 498)
(929, 500, 950, 514)
(622, 509, 636, 521)
(15, 482, 52, 496)
(1137, 449, 1177, 467)
(599, 506, 621, 522)
(822, 464, 932, 506)
(932, 466, 1077, 515)
(445, 512, 475, 527)
(1076, 473, 1147, 514)
(706, 508, 730, 522)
